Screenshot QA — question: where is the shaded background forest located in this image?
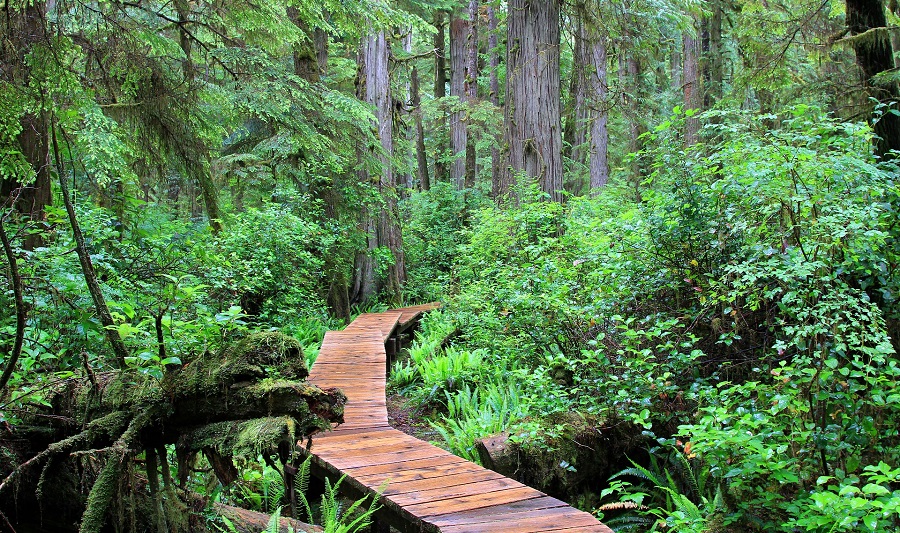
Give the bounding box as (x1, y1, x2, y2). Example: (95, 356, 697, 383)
(1, 0, 900, 531)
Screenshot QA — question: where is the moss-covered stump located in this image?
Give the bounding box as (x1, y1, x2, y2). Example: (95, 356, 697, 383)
(0, 332, 345, 533)
(475, 414, 649, 508)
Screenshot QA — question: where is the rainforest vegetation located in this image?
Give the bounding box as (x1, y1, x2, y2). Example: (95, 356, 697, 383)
(1, 0, 899, 531)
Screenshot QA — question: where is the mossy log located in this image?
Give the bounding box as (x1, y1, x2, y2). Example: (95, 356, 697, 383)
(0, 332, 345, 533)
(212, 503, 324, 533)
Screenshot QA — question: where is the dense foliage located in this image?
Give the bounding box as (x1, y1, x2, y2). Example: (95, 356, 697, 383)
(398, 107, 900, 531)
(1, 0, 899, 531)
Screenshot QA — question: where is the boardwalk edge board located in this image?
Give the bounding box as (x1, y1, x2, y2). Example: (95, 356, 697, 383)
(305, 303, 613, 533)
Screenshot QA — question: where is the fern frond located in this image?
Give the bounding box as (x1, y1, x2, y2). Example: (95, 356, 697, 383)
(612, 464, 664, 487)
(266, 507, 283, 533)
(595, 501, 646, 512)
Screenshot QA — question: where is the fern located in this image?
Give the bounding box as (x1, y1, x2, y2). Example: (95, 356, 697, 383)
(265, 507, 282, 533)
(294, 456, 381, 533)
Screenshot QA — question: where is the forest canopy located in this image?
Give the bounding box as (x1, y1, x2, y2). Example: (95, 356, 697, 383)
(1, 0, 899, 532)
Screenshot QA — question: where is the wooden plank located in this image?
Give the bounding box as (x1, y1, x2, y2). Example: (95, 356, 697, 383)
(408, 487, 547, 518)
(322, 447, 449, 470)
(312, 434, 416, 453)
(386, 477, 523, 507)
(371, 466, 501, 492)
(342, 454, 467, 477)
(439, 513, 611, 533)
(441, 507, 600, 533)
(425, 497, 571, 527)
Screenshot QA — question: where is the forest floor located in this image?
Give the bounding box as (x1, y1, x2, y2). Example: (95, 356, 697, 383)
(386, 393, 441, 442)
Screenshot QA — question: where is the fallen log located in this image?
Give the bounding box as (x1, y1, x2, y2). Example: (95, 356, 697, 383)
(0, 331, 345, 533)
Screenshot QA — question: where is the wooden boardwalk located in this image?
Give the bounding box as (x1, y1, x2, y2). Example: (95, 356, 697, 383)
(305, 304, 612, 533)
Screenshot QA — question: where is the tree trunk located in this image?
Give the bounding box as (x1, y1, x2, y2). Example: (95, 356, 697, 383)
(365, 30, 405, 304)
(706, 0, 724, 105)
(683, 20, 703, 146)
(289, 15, 348, 319)
(464, 0, 479, 189)
(315, 26, 329, 76)
(412, 63, 431, 191)
(566, 18, 589, 196)
(450, 14, 469, 189)
(288, 7, 322, 83)
(351, 47, 377, 306)
(589, 33, 610, 192)
(0, 2, 52, 250)
(402, 30, 415, 194)
(195, 163, 222, 232)
(846, 0, 900, 158)
(0, 213, 25, 392)
(504, 0, 563, 202)
(671, 40, 682, 93)
(434, 12, 449, 184)
(0, 333, 343, 533)
(488, 5, 502, 200)
(621, 38, 645, 201)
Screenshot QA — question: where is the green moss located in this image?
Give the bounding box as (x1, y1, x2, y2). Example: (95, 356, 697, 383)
(79, 458, 121, 533)
(173, 332, 308, 399)
(177, 416, 296, 458)
(100, 370, 166, 412)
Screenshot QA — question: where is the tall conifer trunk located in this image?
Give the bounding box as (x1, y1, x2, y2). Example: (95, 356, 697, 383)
(589, 33, 610, 192)
(488, 5, 502, 199)
(450, 14, 469, 189)
(683, 19, 703, 146)
(464, 0, 479, 189)
(503, 0, 563, 202)
(366, 30, 405, 304)
(433, 12, 449, 184)
(566, 18, 589, 195)
(0, 2, 52, 250)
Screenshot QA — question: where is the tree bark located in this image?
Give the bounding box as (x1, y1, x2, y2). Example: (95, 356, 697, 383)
(364, 30, 405, 304)
(464, 0, 479, 189)
(352, 44, 377, 306)
(450, 14, 469, 189)
(683, 20, 703, 146)
(0, 213, 25, 392)
(503, 0, 564, 202)
(288, 8, 322, 83)
(402, 30, 415, 193)
(620, 37, 645, 201)
(0, 332, 344, 533)
(565, 18, 589, 196)
(0, 2, 52, 250)
(706, 0, 724, 105)
(488, 5, 502, 200)
(846, 0, 900, 158)
(412, 63, 430, 191)
(434, 12, 449, 184)
(589, 33, 610, 192)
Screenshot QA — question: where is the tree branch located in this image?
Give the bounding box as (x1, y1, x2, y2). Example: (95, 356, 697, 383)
(0, 206, 26, 394)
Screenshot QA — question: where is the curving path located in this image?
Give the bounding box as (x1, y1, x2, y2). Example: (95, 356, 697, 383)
(305, 305, 612, 533)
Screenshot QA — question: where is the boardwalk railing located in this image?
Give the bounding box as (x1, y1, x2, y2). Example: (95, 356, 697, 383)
(304, 304, 613, 533)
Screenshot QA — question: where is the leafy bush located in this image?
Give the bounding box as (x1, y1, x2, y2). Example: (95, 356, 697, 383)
(420, 107, 900, 530)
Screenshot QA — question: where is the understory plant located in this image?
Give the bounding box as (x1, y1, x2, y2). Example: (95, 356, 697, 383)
(403, 106, 900, 531)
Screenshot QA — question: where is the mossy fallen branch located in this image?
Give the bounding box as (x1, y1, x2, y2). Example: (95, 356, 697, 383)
(0, 331, 345, 533)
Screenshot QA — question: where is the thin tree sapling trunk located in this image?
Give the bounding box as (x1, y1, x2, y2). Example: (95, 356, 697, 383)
(52, 123, 130, 368)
